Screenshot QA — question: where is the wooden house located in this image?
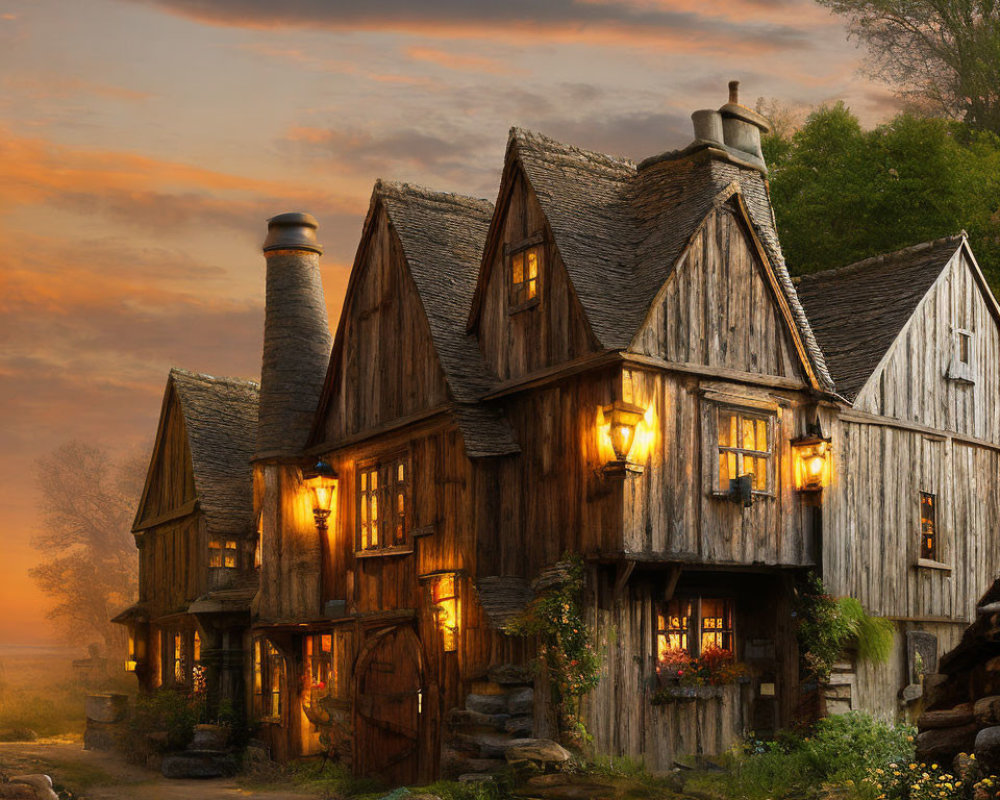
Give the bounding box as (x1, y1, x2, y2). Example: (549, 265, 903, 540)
(114, 367, 259, 715)
(120, 82, 1000, 778)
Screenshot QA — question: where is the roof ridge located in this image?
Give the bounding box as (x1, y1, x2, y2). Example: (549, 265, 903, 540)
(374, 178, 493, 215)
(169, 366, 260, 389)
(796, 233, 966, 284)
(509, 126, 636, 173)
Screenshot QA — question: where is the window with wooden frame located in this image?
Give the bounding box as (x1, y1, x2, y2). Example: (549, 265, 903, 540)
(431, 574, 459, 653)
(303, 634, 334, 710)
(507, 237, 543, 311)
(714, 406, 775, 495)
(656, 597, 735, 663)
(172, 632, 186, 684)
(947, 328, 976, 383)
(356, 453, 410, 554)
(209, 539, 238, 569)
(252, 639, 284, 722)
(920, 492, 938, 561)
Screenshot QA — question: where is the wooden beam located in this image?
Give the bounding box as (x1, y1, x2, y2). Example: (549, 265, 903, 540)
(481, 350, 621, 401)
(841, 409, 1000, 453)
(306, 405, 451, 456)
(623, 352, 811, 392)
(132, 498, 198, 532)
(613, 561, 636, 603)
(663, 565, 683, 602)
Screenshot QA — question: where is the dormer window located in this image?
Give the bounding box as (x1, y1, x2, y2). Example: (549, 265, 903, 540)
(507, 236, 544, 311)
(209, 539, 238, 569)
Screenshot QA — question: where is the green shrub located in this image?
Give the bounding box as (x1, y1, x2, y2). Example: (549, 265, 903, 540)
(125, 689, 205, 755)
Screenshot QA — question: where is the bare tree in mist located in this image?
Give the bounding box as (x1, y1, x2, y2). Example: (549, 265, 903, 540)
(29, 441, 146, 656)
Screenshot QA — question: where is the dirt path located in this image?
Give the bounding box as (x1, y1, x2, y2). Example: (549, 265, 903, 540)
(0, 739, 319, 800)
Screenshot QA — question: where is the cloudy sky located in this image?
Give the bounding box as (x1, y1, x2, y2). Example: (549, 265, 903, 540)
(0, 0, 893, 647)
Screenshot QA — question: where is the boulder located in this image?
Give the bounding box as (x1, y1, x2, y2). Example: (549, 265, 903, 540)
(976, 726, 1000, 774)
(508, 687, 534, 716)
(488, 664, 533, 686)
(85, 693, 129, 723)
(447, 708, 509, 731)
(916, 723, 979, 762)
(918, 703, 975, 729)
(9, 775, 58, 800)
(191, 724, 229, 750)
(465, 693, 508, 715)
(924, 673, 966, 711)
(161, 752, 233, 779)
(505, 738, 572, 769)
(975, 696, 1000, 726)
(505, 715, 533, 737)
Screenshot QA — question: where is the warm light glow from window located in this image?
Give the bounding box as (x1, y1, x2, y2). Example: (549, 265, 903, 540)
(432, 574, 459, 652)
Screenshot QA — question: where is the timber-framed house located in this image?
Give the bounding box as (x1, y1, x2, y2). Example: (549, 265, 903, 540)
(118, 82, 1000, 778)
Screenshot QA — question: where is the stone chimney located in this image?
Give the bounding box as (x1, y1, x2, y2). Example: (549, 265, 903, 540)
(254, 212, 333, 460)
(689, 80, 772, 171)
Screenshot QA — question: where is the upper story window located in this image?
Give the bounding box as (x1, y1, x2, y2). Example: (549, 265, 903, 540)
(920, 492, 938, 561)
(947, 328, 975, 384)
(507, 237, 543, 312)
(715, 406, 774, 495)
(209, 539, 238, 569)
(357, 453, 410, 554)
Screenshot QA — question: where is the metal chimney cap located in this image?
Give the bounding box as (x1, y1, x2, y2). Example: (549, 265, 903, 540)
(263, 212, 323, 255)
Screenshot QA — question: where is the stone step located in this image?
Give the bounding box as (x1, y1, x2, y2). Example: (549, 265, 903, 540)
(450, 731, 519, 759)
(470, 680, 507, 696)
(447, 708, 511, 732)
(488, 664, 533, 686)
(466, 693, 509, 715)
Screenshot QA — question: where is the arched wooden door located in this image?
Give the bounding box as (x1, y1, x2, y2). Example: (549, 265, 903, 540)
(353, 625, 430, 785)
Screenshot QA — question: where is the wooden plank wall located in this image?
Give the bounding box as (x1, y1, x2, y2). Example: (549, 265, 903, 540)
(585, 570, 795, 772)
(475, 168, 598, 383)
(136, 388, 197, 525)
(621, 369, 812, 567)
(141, 514, 205, 618)
(631, 206, 805, 382)
(855, 250, 1000, 443)
(483, 369, 624, 576)
(321, 204, 450, 445)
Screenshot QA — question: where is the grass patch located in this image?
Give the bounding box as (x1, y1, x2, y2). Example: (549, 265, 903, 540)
(684, 712, 916, 800)
(239, 758, 385, 797)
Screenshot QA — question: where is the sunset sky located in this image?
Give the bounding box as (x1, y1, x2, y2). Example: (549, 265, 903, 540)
(0, 0, 895, 648)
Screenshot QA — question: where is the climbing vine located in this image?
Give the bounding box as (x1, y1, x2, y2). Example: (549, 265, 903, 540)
(506, 554, 601, 743)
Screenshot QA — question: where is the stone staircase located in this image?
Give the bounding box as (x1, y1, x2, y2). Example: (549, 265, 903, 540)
(441, 665, 535, 779)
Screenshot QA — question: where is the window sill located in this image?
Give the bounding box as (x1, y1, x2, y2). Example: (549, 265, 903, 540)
(355, 546, 414, 559)
(508, 298, 540, 315)
(709, 490, 776, 500)
(915, 559, 952, 572)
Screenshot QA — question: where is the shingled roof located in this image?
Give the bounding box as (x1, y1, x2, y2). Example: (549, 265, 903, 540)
(795, 235, 965, 401)
(378, 181, 520, 457)
(168, 368, 259, 536)
(483, 128, 834, 390)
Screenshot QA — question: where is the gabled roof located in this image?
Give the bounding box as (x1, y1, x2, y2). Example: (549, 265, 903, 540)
(470, 128, 834, 391)
(312, 181, 519, 458)
(134, 368, 259, 536)
(795, 235, 966, 401)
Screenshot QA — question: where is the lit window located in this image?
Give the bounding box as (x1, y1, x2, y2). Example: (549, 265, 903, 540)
(253, 639, 284, 722)
(356, 454, 409, 553)
(209, 540, 238, 569)
(716, 408, 774, 494)
(193, 631, 201, 663)
(921, 492, 937, 560)
(431, 574, 459, 653)
(509, 244, 542, 309)
(303, 634, 336, 712)
(656, 597, 735, 662)
(173, 632, 185, 684)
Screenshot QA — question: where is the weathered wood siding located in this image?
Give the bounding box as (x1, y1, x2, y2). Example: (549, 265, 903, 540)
(854, 249, 1000, 442)
(140, 515, 205, 617)
(475, 167, 598, 383)
(621, 369, 812, 566)
(320, 204, 450, 444)
(585, 570, 797, 771)
(823, 418, 1000, 715)
(631, 206, 806, 383)
(482, 369, 624, 576)
(135, 387, 196, 525)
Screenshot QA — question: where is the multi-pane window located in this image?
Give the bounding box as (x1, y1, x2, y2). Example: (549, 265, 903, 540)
(209, 539, 237, 568)
(656, 597, 735, 662)
(921, 492, 938, 560)
(253, 639, 284, 722)
(431, 574, 459, 653)
(173, 632, 185, 684)
(357, 454, 410, 553)
(716, 407, 774, 494)
(509, 244, 541, 309)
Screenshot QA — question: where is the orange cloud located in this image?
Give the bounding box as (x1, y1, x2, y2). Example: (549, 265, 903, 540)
(406, 46, 525, 76)
(3, 74, 153, 102)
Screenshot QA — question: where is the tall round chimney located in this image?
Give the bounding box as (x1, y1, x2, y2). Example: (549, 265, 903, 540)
(254, 212, 333, 460)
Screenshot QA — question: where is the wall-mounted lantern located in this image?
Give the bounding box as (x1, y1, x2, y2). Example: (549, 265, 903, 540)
(600, 401, 647, 478)
(304, 459, 337, 530)
(792, 435, 831, 492)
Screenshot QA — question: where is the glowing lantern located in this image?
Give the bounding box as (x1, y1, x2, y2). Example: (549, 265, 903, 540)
(600, 401, 647, 477)
(792, 436, 831, 492)
(305, 459, 338, 530)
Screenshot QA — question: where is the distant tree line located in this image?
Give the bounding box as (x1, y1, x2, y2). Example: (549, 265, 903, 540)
(762, 104, 1000, 296)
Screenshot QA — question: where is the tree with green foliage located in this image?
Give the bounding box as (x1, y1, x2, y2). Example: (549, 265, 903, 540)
(764, 102, 1000, 294)
(818, 0, 1000, 133)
